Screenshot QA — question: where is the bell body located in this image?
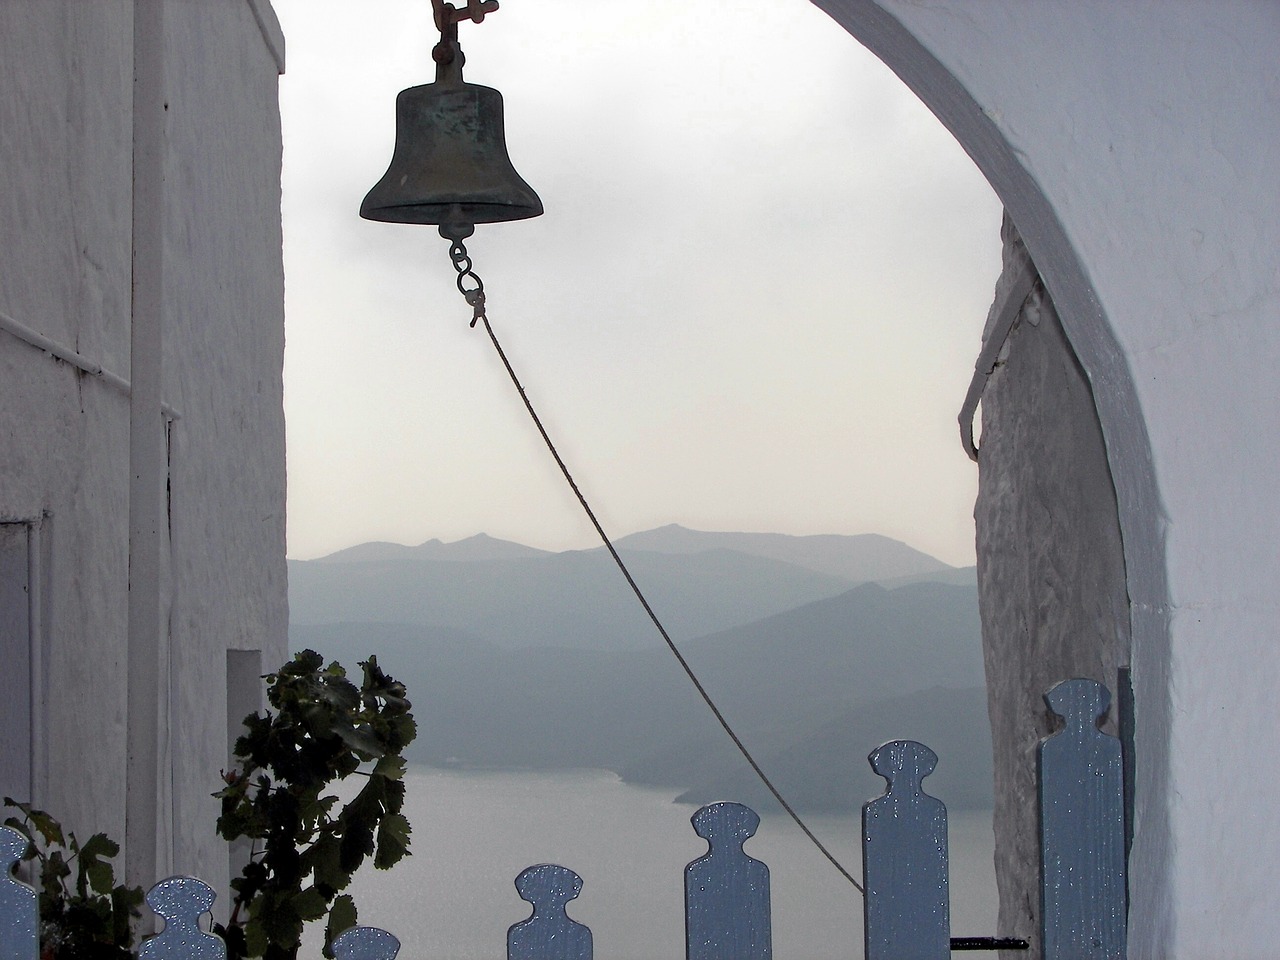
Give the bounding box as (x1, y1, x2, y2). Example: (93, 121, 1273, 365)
(360, 78, 543, 231)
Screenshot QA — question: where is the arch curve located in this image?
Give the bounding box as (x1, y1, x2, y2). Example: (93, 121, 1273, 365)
(811, 0, 1183, 952)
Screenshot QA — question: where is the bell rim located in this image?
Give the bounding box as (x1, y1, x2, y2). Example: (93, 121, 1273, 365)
(358, 198, 544, 226)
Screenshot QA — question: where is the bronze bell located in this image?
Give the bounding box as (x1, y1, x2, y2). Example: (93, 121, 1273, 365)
(360, 2, 542, 241)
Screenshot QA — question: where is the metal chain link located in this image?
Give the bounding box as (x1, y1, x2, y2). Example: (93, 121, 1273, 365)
(448, 239, 487, 326)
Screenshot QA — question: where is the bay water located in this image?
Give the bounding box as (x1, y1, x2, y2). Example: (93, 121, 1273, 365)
(307, 766, 996, 960)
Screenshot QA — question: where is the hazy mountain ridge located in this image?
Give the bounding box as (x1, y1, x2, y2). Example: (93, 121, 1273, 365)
(290, 525, 969, 653)
(876, 566, 977, 589)
(612, 524, 954, 582)
(317, 532, 552, 564)
(290, 548, 858, 650)
(291, 538, 992, 812)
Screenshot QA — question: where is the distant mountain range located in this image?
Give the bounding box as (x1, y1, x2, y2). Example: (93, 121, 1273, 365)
(317, 532, 551, 564)
(288, 525, 989, 811)
(290, 525, 974, 650)
(611, 525, 953, 582)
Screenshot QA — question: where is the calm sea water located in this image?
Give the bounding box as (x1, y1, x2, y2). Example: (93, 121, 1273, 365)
(306, 766, 996, 960)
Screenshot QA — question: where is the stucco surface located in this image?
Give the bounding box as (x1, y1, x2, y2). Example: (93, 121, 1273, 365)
(0, 2, 133, 370)
(0, 2, 135, 844)
(162, 0, 289, 890)
(813, 1, 1279, 954)
(0, 0, 287, 895)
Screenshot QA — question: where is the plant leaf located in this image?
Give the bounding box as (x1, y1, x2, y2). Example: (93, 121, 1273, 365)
(26, 808, 65, 847)
(304, 834, 347, 893)
(323, 894, 357, 959)
(371, 755, 405, 780)
(78, 833, 119, 861)
(112, 883, 145, 944)
(374, 813, 411, 870)
(245, 916, 269, 958)
(332, 724, 386, 759)
(292, 886, 329, 922)
(84, 859, 114, 896)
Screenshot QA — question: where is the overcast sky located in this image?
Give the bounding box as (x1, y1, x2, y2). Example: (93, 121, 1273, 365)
(274, 0, 1003, 567)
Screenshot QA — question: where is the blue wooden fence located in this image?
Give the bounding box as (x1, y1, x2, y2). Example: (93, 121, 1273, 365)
(0, 679, 1125, 960)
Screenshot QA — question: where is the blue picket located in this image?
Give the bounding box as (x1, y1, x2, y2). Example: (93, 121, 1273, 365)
(139, 878, 224, 960)
(0, 827, 35, 960)
(861, 740, 950, 960)
(1039, 678, 1126, 960)
(507, 863, 592, 960)
(684, 801, 771, 960)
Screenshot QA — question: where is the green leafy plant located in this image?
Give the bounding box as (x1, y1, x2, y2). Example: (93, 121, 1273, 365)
(2, 799, 145, 960)
(214, 650, 417, 960)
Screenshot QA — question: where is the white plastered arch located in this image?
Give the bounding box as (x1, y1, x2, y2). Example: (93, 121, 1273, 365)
(810, 1, 1280, 955)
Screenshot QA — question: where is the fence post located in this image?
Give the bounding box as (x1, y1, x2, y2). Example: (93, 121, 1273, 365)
(0, 827, 35, 960)
(1038, 678, 1126, 960)
(138, 877, 224, 960)
(684, 802, 771, 960)
(507, 864, 592, 960)
(862, 740, 950, 960)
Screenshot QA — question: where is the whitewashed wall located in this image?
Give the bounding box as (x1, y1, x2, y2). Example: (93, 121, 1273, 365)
(814, 2, 1280, 956)
(0, 0, 287, 897)
(0, 0, 137, 852)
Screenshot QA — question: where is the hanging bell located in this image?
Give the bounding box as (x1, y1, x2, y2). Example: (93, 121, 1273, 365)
(360, 6, 542, 241)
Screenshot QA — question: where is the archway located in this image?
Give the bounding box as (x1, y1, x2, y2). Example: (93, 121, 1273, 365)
(811, 3, 1255, 955)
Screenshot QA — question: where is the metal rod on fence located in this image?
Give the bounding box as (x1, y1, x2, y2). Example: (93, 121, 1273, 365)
(951, 937, 1030, 951)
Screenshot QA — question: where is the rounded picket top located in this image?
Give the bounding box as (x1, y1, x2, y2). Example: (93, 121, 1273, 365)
(139, 877, 224, 960)
(514, 863, 584, 907)
(0, 826, 28, 867)
(690, 801, 760, 845)
(868, 739, 938, 793)
(0, 824, 37, 960)
(1044, 677, 1111, 731)
(332, 926, 401, 960)
(146, 876, 216, 918)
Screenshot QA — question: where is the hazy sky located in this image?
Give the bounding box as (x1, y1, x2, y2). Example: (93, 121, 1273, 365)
(275, 0, 1003, 567)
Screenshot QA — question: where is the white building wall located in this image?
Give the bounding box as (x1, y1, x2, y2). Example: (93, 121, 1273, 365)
(162, 0, 289, 889)
(0, 0, 136, 844)
(814, 2, 1280, 955)
(0, 0, 287, 893)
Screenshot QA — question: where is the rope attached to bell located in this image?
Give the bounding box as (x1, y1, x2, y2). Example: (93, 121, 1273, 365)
(361, 0, 866, 897)
(441, 233, 865, 895)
